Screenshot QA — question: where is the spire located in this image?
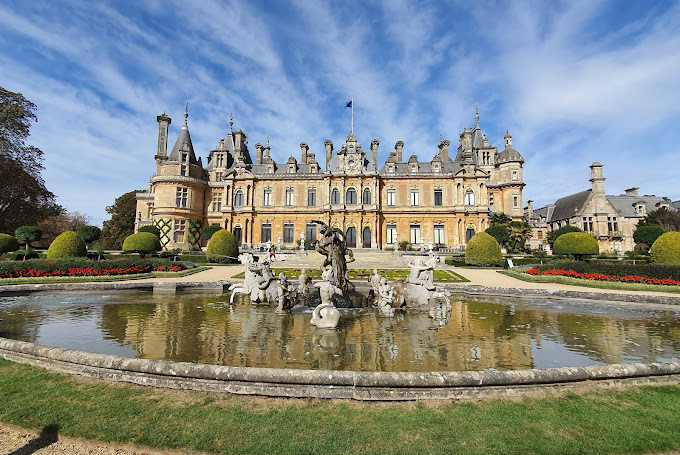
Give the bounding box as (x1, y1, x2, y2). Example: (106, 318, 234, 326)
(475, 104, 479, 128)
(168, 103, 199, 166)
(184, 100, 189, 126)
(229, 111, 233, 133)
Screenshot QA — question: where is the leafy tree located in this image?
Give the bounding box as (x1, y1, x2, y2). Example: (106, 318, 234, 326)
(633, 225, 665, 249)
(77, 225, 102, 246)
(465, 232, 503, 267)
(138, 225, 161, 237)
(14, 225, 42, 249)
(202, 224, 222, 241)
(490, 212, 511, 226)
(0, 86, 59, 233)
(508, 221, 533, 253)
(37, 210, 89, 247)
(122, 232, 161, 258)
(0, 233, 19, 254)
(100, 190, 142, 249)
(485, 224, 509, 247)
(638, 207, 680, 232)
(547, 225, 582, 246)
(206, 229, 239, 263)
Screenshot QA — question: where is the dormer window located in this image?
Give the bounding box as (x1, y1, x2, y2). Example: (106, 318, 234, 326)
(215, 154, 224, 167)
(180, 165, 187, 176)
(433, 163, 440, 173)
(288, 166, 295, 174)
(635, 203, 646, 215)
(267, 165, 274, 174)
(388, 164, 394, 174)
(181, 152, 188, 163)
(512, 170, 519, 181)
(410, 165, 418, 174)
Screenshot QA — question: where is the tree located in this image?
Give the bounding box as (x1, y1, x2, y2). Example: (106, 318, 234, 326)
(638, 207, 680, 232)
(508, 221, 533, 253)
(14, 225, 42, 249)
(0, 86, 59, 233)
(490, 212, 511, 226)
(206, 229, 239, 263)
(553, 232, 599, 260)
(138, 225, 160, 237)
(37, 210, 90, 247)
(633, 225, 665, 249)
(547, 225, 582, 246)
(100, 190, 142, 249)
(485, 224, 509, 247)
(47, 231, 87, 259)
(202, 224, 222, 241)
(77, 225, 102, 246)
(122, 232, 161, 258)
(465, 232, 503, 267)
(650, 231, 680, 265)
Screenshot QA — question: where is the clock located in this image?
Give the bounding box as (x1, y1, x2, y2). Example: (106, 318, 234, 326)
(347, 159, 355, 168)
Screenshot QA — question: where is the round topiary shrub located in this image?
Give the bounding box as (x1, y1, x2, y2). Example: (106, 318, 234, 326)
(206, 229, 239, 263)
(47, 231, 87, 259)
(553, 232, 599, 260)
(650, 231, 680, 265)
(122, 232, 161, 258)
(138, 225, 161, 238)
(465, 232, 503, 267)
(0, 233, 20, 254)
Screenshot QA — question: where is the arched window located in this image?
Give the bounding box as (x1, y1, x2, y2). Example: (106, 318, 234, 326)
(234, 190, 244, 207)
(464, 189, 475, 206)
(362, 188, 371, 204)
(346, 188, 357, 204)
(331, 188, 340, 204)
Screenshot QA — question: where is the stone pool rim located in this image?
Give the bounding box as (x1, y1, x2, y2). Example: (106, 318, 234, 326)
(1, 280, 680, 401)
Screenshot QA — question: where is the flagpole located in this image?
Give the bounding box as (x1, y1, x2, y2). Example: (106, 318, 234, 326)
(351, 98, 354, 135)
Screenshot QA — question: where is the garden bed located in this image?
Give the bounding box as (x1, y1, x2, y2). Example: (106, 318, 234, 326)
(0, 258, 188, 279)
(525, 261, 680, 287)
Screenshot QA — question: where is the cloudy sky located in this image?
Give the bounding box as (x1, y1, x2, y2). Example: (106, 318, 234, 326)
(1, 0, 679, 225)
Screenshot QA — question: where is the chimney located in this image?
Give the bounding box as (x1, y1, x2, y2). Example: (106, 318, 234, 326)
(264, 136, 271, 159)
(438, 139, 450, 161)
(234, 128, 245, 150)
(394, 140, 404, 162)
(526, 199, 534, 218)
(589, 162, 606, 195)
(300, 142, 309, 164)
(255, 143, 263, 164)
(370, 139, 379, 170)
(624, 186, 639, 197)
(156, 112, 171, 159)
(460, 129, 472, 152)
(324, 140, 333, 171)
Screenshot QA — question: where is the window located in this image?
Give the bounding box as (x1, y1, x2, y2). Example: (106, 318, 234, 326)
(537, 231, 543, 239)
(283, 223, 294, 243)
(362, 188, 371, 204)
(212, 192, 222, 212)
(173, 219, 186, 243)
(306, 223, 317, 243)
(386, 189, 395, 206)
(307, 188, 316, 206)
(234, 190, 244, 207)
(410, 224, 421, 244)
(489, 195, 494, 212)
(513, 196, 519, 208)
(261, 223, 271, 243)
(607, 216, 618, 233)
(346, 188, 357, 204)
(410, 189, 419, 206)
(288, 166, 295, 174)
(215, 171, 223, 181)
(386, 223, 397, 244)
(434, 224, 445, 245)
(180, 164, 187, 176)
(434, 189, 443, 206)
(263, 189, 271, 206)
(215, 154, 224, 167)
(285, 188, 294, 206)
(331, 188, 340, 204)
(181, 152, 188, 163)
(582, 216, 593, 232)
(512, 170, 518, 181)
(175, 187, 188, 208)
(464, 189, 474, 206)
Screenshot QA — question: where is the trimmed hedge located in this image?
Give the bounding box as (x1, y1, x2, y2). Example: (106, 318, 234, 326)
(651, 231, 680, 265)
(0, 234, 20, 254)
(122, 232, 161, 258)
(47, 231, 87, 259)
(465, 232, 503, 267)
(553, 232, 599, 259)
(206, 229, 239, 263)
(0, 258, 186, 279)
(533, 260, 680, 282)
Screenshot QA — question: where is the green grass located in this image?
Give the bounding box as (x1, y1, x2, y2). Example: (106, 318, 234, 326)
(1, 358, 679, 454)
(501, 270, 680, 293)
(232, 268, 469, 283)
(0, 266, 211, 286)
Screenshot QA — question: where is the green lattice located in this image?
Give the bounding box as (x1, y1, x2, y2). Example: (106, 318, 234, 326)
(188, 219, 202, 251)
(153, 218, 172, 249)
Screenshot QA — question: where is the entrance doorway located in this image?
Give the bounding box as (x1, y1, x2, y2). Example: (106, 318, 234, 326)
(346, 226, 356, 248)
(233, 227, 242, 246)
(465, 227, 475, 243)
(362, 226, 371, 248)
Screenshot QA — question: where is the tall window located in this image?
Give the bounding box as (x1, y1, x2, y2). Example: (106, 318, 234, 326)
(464, 189, 475, 206)
(513, 195, 518, 208)
(173, 219, 186, 243)
(512, 170, 519, 181)
(283, 223, 294, 243)
(331, 188, 340, 204)
(306, 223, 317, 243)
(362, 188, 371, 204)
(234, 190, 244, 207)
(215, 171, 223, 181)
(489, 194, 494, 212)
(285, 188, 294, 206)
(434, 189, 443, 206)
(410, 189, 419, 206)
(607, 216, 618, 232)
(263, 188, 271, 206)
(386, 223, 397, 244)
(180, 164, 187, 176)
(582, 216, 593, 232)
(346, 188, 357, 204)
(212, 192, 222, 212)
(410, 224, 421, 244)
(307, 188, 316, 206)
(386, 189, 395, 206)
(261, 223, 272, 243)
(215, 153, 224, 167)
(175, 187, 188, 208)
(434, 224, 445, 245)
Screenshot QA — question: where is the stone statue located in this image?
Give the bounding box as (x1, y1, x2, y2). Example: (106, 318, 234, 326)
(228, 253, 278, 304)
(276, 272, 296, 314)
(297, 268, 311, 295)
(368, 268, 382, 302)
(377, 276, 396, 316)
(311, 268, 342, 328)
(406, 256, 437, 291)
(311, 220, 355, 292)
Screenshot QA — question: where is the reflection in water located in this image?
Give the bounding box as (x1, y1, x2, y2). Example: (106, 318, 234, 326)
(1, 290, 679, 372)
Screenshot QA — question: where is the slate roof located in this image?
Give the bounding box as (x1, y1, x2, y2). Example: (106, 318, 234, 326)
(550, 189, 592, 221)
(607, 195, 668, 218)
(168, 117, 200, 165)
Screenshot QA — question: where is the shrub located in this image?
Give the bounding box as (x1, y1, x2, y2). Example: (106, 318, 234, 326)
(201, 225, 222, 241)
(634, 225, 665, 247)
(547, 225, 582, 245)
(77, 225, 102, 245)
(485, 224, 509, 247)
(14, 225, 43, 249)
(650, 231, 680, 265)
(465, 232, 503, 267)
(0, 234, 19, 254)
(122, 232, 161, 258)
(47, 231, 87, 259)
(206, 229, 239, 263)
(398, 241, 410, 251)
(553, 232, 599, 260)
(138, 225, 161, 237)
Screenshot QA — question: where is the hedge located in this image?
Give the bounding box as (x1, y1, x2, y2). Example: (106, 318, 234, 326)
(0, 258, 186, 279)
(0, 234, 20, 254)
(533, 261, 680, 282)
(651, 231, 680, 265)
(553, 232, 599, 259)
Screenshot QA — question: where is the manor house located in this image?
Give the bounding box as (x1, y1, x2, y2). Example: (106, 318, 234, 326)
(135, 107, 525, 250)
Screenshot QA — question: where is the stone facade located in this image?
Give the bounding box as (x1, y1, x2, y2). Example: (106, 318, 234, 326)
(136, 108, 525, 250)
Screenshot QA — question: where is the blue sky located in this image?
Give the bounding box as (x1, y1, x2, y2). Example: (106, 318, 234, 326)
(1, 0, 679, 225)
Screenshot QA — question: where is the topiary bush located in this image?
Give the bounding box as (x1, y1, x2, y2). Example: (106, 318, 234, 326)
(47, 231, 87, 259)
(77, 225, 102, 245)
(206, 229, 239, 263)
(553, 232, 599, 260)
(465, 232, 503, 267)
(0, 234, 20, 254)
(122, 232, 161, 258)
(548, 225, 582, 246)
(650, 231, 680, 265)
(138, 225, 161, 238)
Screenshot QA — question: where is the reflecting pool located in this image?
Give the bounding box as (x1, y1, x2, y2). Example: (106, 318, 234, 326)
(1, 290, 679, 372)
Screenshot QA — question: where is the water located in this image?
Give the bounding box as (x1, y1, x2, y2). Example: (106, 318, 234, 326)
(1, 290, 679, 372)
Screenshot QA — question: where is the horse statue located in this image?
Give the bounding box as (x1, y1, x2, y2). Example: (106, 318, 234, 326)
(228, 253, 278, 304)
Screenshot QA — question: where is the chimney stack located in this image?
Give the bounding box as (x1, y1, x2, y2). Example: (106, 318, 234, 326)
(589, 162, 606, 195)
(394, 140, 404, 162)
(255, 143, 263, 164)
(156, 112, 172, 160)
(624, 186, 639, 197)
(370, 139, 379, 170)
(438, 139, 450, 161)
(324, 140, 333, 171)
(300, 142, 309, 164)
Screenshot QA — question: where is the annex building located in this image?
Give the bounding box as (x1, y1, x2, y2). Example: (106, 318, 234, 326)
(135, 107, 525, 250)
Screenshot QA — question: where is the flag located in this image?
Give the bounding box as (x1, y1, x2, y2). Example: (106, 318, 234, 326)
(345, 100, 352, 108)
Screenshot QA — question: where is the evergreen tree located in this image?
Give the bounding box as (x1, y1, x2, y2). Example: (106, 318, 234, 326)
(100, 190, 142, 249)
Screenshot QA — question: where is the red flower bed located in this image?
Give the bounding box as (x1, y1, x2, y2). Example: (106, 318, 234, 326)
(0, 261, 186, 279)
(525, 268, 680, 286)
